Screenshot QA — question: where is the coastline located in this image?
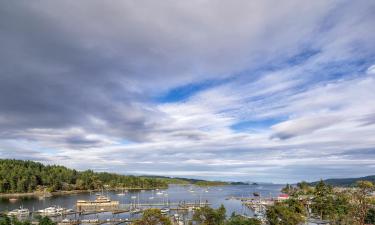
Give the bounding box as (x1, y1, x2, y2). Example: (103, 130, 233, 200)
(0, 187, 168, 198)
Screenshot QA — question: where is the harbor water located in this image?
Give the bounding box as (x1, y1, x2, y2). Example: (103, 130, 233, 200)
(0, 184, 283, 221)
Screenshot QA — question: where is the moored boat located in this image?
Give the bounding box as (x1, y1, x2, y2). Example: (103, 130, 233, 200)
(7, 207, 30, 217)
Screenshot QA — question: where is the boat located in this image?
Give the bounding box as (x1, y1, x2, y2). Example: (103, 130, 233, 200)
(76, 195, 119, 211)
(117, 190, 126, 196)
(7, 207, 30, 217)
(37, 206, 57, 215)
(37, 206, 71, 215)
(156, 191, 163, 195)
(81, 219, 99, 223)
(95, 195, 113, 203)
(8, 198, 18, 202)
(130, 208, 142, 214)
(61, 218, 71, 223)
(160, 208, 170, 215)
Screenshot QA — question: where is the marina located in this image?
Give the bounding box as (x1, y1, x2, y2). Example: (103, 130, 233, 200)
(0, 184, 283, 224)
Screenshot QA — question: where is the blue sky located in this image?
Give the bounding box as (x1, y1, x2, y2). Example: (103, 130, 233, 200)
(0, 0, 375, 183)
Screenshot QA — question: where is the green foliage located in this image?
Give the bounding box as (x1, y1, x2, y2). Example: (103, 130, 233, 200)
(309, 175, 375, 187)
(0, 159, 167, 193)
(225, 213, 261, 225)
(132, 209, 172, 225)
(0, 214, 11, 225)
(365, 208, 375, 224)
(266, 202, 305, 225)
(195, 181, 227, 187)
(192, 205, 226, 225)
(38, 216, 56, 225)
(141, 176, 231, 186)
(0, 214, 31, 225)
(311, 180, 335, 220)
(281, 184, 295, 195)
(352, 181, 375, 225)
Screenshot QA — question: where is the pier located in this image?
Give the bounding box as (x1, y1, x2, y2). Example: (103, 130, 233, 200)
(2, 201, 211, 225)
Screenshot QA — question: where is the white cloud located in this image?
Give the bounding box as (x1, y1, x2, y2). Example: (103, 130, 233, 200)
(367, 64, 375, 74)
(0, 0, 375, 182)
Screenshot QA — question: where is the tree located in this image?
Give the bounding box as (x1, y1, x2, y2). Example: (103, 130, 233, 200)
(266, 201, 306, 225)
(0, 214, 11, 225)
(311, 180, 335, 219)
(365, 208, 375, 225)
(133, 209, 172, 225)
(0, 215, 31, 225)
(192, 205, 226, 225)
(353, 181, 374, 225)
(39, 216, 56, 225)
(281, 184, 295, 195)
(0, 159, 167, 193)
(225, 213, 261, 225)
(329, 191, 355, 225)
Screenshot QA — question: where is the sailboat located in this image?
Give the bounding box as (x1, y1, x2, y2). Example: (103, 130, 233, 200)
(149, 190, 155, 200)
(117, 189, 126, 196)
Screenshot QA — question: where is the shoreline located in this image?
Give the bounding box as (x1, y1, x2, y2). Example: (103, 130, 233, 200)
(0, 187, 168, 198)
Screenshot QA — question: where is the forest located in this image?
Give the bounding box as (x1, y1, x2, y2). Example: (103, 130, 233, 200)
(0, 159, 168, 193)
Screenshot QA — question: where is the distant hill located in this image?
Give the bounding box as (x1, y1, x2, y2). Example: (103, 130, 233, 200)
(310, 175, 375, 187)
(140, 175, 248, 186)
(0, 159, 168, 193)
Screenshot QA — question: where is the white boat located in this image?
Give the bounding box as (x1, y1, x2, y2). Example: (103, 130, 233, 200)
(156, 191, 163, 195)
(38, 206, 57, 215)
(7, 207, 30, 217)
(130, 208, 142, 214)
(160, 208, 170, 214)
(61, 219, 71, 223)
(38, 206, 71, 215)
(117, 190, 126, 196)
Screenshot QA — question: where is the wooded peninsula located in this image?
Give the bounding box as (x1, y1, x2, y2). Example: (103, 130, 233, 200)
(0, 159, 232, 195)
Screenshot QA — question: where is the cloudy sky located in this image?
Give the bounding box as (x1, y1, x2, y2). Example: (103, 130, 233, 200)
(1, 0, 375, 183)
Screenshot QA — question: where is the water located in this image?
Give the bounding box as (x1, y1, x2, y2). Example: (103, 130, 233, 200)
(0, 184, 283, 221)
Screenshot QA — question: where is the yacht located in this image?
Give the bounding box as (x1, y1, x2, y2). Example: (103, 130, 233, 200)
(95, 195, 113, 203)
(38, 206, 57, 215)
(7, 207, 30, 217)
(130, 208, 142, 214)
(76, 195, 119, 210)
(117, 190, 126, 196)
(160, 208, 170, 215)
(37, 206, 70, 215)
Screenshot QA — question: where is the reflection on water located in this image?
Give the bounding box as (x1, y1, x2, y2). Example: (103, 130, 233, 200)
(0, 184, 282, 221)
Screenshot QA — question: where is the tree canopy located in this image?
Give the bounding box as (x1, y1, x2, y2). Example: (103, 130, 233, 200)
(0, 159, 167, 193)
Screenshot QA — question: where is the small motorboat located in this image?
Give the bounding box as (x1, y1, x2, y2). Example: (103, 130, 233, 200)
(160, 208, 170, 215)
(8, 198, 18, 202)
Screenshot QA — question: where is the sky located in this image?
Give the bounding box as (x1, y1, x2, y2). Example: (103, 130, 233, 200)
(0, 0, 375, 183)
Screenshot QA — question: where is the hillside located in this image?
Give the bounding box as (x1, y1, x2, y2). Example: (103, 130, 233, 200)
(310, 175, 375, 187)
(140, 175, 248, 186)
(0, 159, 238, 194)
(0, 159, 168, 193)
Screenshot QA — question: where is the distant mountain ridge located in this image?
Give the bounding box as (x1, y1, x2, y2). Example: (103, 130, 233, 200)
(139, 175, 248, 186)
(310, 175, 375, 187)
